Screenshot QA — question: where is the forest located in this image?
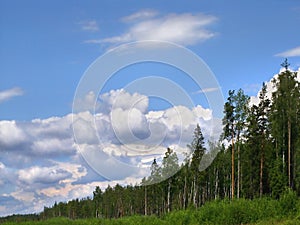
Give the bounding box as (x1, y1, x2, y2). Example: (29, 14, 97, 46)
(1, 60, 300, 224)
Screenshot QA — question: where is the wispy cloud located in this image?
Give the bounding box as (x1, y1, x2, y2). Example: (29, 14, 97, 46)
(121, 9, 158, 22)
(0, 87, 24, 103)
(79, 20, 99, 32)
(194, 87, 219, 94)
(85, 11, 217, 46)
(83, 39, 102, 44)
(275, 46, 300, 57)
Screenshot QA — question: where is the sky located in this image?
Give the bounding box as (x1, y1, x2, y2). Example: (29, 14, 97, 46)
(0, 0, 300, 216)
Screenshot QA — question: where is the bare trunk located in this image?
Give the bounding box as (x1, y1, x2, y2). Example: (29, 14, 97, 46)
(231, 132, 235, 199)
(237, 142, 240, 199)
(215, 168, 218, 199)
(183, 175, 187, 209)
(167, 179, 171, 213)
(193, 177, 197, 207)
(288, 119, 291, 188)
(260, 141, 264, 197)
(144, 186, 147, 216)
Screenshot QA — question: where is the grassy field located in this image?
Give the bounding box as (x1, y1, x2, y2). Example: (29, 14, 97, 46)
(2, 194, 300, 225)
(1, 216, 299, 225)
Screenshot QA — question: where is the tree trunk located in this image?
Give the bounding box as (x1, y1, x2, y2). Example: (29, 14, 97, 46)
(237, 141, 240, 199)
(288, 119, 291, 188)
(193, 177, 197, 207)
(183, 175, 187, 209)
(260, 140, 264, 197)
(167, 179, 171, 213)
(215, 168, 219, 199)
(231, 132, 235, 199)
(144, 186, 147, 216)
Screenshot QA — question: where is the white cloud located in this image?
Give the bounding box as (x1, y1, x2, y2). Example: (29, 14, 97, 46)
(100, 89, 149, 113)
(0, 87, 23, 103)
(11, 190, 35, 202)
(72, 113, 98, 145)
(31, 138, 75, 156)
(250, 68, 300, 106)
(86, 11, 217, 46)
(18, 166, 72, 185)
(79, 20, 99, 32)
(0, 162, 5, 170)
(122, 9, 158, 22)
(275, 46, 300, 57)
(0, 120, 26, 147)
(195, 87, 220, 94)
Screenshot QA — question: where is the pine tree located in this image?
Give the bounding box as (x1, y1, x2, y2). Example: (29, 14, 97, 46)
(244, 105, 260, 198)
(188, 124, 206, 207)
(257, 82, 271, 196)
(223, 90, 236, 199)
(161, 147, 179, 212)
(149, 159, 162, 215)
(233, 89, 249, 198)
(93, 186, 103, 218)
(270, 59, 300, 190)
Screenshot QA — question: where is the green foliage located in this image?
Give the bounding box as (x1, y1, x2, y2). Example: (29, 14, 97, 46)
(3, 197, 299, 225)
(279, 188, 299, 216)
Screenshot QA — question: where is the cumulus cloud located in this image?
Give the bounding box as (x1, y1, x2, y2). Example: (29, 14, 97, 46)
(250, 68, 300, 106)
(85, 11, 217, 46)
(0, 120, 27, 148)
(18, 166, 72, 185)
(31, 138, 74, 156)
(0, 87, 23, 103)
(72, 90, 221, 181)
(275, 46, 300, 57)
(100, 89, 149, 113)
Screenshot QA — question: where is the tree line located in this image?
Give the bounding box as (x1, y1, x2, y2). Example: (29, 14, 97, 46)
(2, 60, 299, 222)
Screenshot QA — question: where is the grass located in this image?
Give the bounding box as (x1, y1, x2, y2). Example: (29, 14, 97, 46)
(2, 193, 299, 225)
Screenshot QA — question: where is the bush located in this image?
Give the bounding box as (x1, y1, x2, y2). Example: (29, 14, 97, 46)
(280, 188, 298, 217)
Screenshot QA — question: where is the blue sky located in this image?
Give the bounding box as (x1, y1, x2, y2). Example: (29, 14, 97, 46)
(0, 0, 300, 216)
(1, 0, 299, 120)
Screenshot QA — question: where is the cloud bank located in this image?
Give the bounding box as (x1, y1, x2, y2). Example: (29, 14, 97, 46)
(0, 89, 221, 216)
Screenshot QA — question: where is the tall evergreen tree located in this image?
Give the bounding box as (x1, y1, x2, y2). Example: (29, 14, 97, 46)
(223, 90, 236, 199)
(161, 147, 179, 212)
(233, 89, 250, 198)
(270, 59, 300, 190)
(257, 82, 271, 196)
(188, 124, 206, 207)
(93, 186, 103, 218)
